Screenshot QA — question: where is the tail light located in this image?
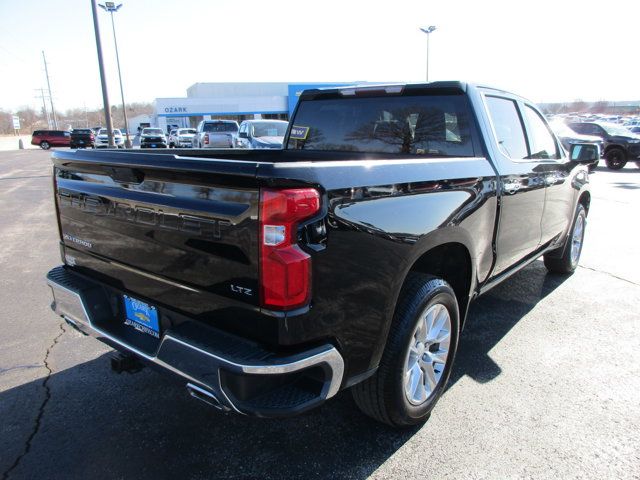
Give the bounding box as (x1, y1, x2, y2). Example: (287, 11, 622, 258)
(203, 134, 209, 145)
(259, 188, 320, 310)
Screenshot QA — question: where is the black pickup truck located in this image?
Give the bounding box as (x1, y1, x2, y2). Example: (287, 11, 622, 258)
(46, 82, 597, 427)
(69, 128, 95, 149)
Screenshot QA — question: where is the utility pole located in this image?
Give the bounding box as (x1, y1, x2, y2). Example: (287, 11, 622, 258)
(91, 0, 115, 147)
(42, 51, 58, 129)
(99, 2, 132, 148)
(35, 88, 51, 129)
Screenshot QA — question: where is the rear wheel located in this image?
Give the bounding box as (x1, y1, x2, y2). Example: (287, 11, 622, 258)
(352, 273, 459, 427)
(40, 141, 50, 150)
(605, 148, 627, 170)
(544, 203, 586, 274)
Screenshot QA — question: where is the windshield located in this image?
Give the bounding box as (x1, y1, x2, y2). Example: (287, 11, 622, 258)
(251, 121, 288, 137)
(178, 129, 196, 135)
(73, 129, 92, 134)
(143, 128, 163, 135)
(99, 129, 122, 135)
(287, 94, 475, 156)
(203, 122, 238, 133)
(600, 123, 636, 136)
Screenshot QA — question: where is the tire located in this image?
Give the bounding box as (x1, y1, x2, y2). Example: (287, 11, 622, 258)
(40, 141, 50, 150)
(352, 273, 460, 427)
(604, 148, 627, 170)
(544, 203, 586, 274)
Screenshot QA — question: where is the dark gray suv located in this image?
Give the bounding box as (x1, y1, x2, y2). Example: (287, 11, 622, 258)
(569, 122, 640, 170)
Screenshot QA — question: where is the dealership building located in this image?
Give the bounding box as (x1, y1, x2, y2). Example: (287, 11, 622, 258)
(136, 82, 357, 133)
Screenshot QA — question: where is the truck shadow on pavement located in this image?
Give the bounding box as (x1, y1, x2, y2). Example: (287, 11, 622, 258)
(450, 260, 568, 387)
(1, 261, 568, 480)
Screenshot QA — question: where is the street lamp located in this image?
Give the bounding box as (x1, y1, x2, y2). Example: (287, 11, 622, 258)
(419, 25, 437, 82)
(99, 2, 132, 148)
(91, 0, 115, 147)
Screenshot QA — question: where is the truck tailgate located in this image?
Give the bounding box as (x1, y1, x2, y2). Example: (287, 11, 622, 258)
(52, 151, 261, 313)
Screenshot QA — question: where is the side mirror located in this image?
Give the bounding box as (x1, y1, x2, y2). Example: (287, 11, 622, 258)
(570, 143, 600, 163)
(239, 131, 248, 139)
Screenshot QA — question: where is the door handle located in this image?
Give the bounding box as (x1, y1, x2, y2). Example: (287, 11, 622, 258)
(503, 180, 521, 195)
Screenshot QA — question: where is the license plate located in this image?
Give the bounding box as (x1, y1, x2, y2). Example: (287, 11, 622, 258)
(79, 140, 84, 144)
(151, 144, 156, 147)
(123, 295, 160, 338)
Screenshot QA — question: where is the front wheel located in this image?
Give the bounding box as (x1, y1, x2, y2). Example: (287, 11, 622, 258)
(544, 203, 586, 274)
(40, 141, 50, 150)
(605, 148, 627, 170)
(352, 273, 459, 427)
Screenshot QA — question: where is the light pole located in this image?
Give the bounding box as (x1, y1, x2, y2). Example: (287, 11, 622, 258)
(91, 0, 115, 147)
(419, 26, 437, 82)
(99, 2, 132, 148)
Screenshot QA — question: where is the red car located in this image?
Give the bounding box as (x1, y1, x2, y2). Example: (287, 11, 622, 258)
(31, 130, 71, 150)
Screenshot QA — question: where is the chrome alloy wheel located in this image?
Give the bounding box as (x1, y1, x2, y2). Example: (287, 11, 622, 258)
(403, 303, 452, 406)
(570, 213, 585, 266)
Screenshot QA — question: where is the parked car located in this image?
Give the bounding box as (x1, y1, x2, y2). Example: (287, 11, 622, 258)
(168, 129, 178, 148)
(46, 81, 595, 427)
(31, 130, 70, 150)
(568, 121, 640, 169)
(549, 121, 602, 170)
(139, 127, 167, 149)
(236, 120, 288, 149)
(95, 128, 124, 148)
(171, 128, 197, 148)
(70, 129, 95, 149)
(193, 120, 239, 148)
(626, 126, 640, 135)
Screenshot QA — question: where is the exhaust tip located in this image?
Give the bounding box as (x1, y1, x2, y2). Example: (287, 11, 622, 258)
(186, 383, 229, 411)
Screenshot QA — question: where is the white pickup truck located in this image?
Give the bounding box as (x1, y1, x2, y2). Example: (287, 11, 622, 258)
(169, 128, 197, 148)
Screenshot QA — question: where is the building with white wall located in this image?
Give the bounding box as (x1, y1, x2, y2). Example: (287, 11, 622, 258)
(151, 82, 357, 132)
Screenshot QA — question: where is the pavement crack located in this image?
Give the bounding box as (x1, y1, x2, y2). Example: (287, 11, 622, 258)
(578, 265, 640, 287)
(1, 322, 66, 480)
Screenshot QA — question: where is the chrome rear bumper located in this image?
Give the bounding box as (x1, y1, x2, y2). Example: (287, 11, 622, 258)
(46, 266, 344, 417)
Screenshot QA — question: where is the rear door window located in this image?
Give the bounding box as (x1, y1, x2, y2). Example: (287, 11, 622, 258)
(287, 94, 476, 156)
(485, 96, 528, 160)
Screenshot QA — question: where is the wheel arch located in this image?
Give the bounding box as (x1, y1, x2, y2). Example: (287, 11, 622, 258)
(405, 241, 474, 329)
(578, 190, 591, 216)
(365, 235, 475, 386)
(381, 227, 477, 339)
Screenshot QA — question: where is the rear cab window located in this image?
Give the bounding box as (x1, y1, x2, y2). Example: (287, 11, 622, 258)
(203, 122, 238, 133)
(287, 93, 477, 157)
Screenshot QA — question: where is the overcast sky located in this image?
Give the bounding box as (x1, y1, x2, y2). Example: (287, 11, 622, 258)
(0, 0, 638, 113)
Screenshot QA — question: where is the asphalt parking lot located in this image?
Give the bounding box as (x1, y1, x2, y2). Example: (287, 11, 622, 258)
(0, 149, 638, 479)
